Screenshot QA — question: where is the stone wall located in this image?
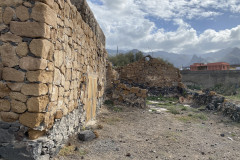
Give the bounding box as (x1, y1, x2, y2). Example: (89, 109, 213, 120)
(181, 70, 240, 89)
(117, 55, 183, 96)
(0, 0, 107, 159)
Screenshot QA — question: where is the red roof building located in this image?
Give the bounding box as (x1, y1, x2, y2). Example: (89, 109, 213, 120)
(190, 62, 230, 71)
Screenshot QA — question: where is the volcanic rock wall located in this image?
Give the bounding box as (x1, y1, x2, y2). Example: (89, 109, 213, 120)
(0, 0, 107, 159)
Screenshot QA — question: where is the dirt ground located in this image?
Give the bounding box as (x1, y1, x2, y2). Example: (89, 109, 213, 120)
(55, 102, 240, 160)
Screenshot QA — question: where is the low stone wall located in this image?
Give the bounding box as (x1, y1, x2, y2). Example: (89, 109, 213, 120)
(187, 90, 240, 122)
(106, 80, 147, 108)
(0, 0, 107, 159)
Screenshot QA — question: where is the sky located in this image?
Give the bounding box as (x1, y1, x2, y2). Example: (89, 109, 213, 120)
(86, 0, 240, 55)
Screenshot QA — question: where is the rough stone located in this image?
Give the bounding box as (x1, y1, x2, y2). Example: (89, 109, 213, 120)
(0, 43, 19, 67)
(0, 112, 19, 122)
(3, 7, 15, 24)
(54, 50, 64, 68)
(2, 67, 25, 82)
(21, 83, 48, 96)
(0, 8, 2, 23)
(0, 33, 22, 43)
(28, 129, 46, 140)
(0, 24, 7, 31)
(26, 70, 53, 83)
(19, 57, 48, 71)
(0, 99, 11, 112)
(0, 82, 10, 98)
(16, 5, 29, 21)
(19, 112, 45, 128)
(51, 85, 58, 101)
(54, 110, 63, 119)
(31, 2, 57, 28)
(11, 100, 27, 113)
(0, 0, 23, 7)
(78, 130, 96, 141)
(7, 83, 24, 91)
(16, 42, 29, 57)
(53, 68, 62, 85)
(29, 39, 53, 59)
(27, 96, 49, 113)
(9, 92, 27, 102)
(10, 21, 50, 38)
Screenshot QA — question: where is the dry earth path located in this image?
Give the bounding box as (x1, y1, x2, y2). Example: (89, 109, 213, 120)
(55, 103, 240, 160)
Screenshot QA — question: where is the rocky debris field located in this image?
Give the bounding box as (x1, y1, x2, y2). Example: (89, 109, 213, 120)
(55, 98, 240, 160)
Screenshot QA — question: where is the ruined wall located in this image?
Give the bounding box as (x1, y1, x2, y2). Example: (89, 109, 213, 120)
(181, 70, 240, 89)
(0, 0, 107, 159)
(117, 56, 183, 96)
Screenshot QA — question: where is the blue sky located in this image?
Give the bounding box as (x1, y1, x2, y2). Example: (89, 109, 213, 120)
(87, 0, 240, 54)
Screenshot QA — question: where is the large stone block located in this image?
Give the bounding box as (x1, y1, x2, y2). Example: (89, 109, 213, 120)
(2, 67, 25, 82)
(11, 100, 27, 113)
(16, 5, 29, 21)
(0, 0, 23, 7)
(54, 50, 64, 68)
(0, 99, 10, 112)
(9, 92, 27, 102)
(3, 7, 15, 24)
(7, 83, 24, 91)
(21, 83, 48, 96)
(0, 112, 19, 122)
(16, 42, 29, 57)
(0, 33, 22, 43)
(29, 39, 53, 59)
(19, 57, 47, 71)
(31, 2, 57, 28)
(50, 85, 58, 101)
(0, 43, 19, 67)
(27, 96, 49, 113)
(19, 112, 45, 128)
(10, 21, 50, 38)
(28, 129, 46, 140)
(53, 68, 62, 85)
(0, 82, 10, 98)
(26, 70, 53, 83)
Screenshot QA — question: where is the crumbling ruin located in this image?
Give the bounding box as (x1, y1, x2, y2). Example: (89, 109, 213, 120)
(0, 0, 107, 159)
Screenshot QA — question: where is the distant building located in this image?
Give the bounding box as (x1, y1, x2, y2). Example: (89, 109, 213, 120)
(190, 62, 230, 71)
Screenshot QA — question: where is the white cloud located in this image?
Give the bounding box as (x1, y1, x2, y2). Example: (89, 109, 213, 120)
(87, 0, 240, 54)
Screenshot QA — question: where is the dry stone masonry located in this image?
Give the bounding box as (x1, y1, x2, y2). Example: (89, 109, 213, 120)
(0, 0, 107, 159)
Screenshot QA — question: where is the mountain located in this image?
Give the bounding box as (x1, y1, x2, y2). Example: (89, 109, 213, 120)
(106, 47, 240, 68)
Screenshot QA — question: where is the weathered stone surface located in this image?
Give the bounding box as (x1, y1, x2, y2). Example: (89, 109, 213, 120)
(0, 24, 7, 31)
(29, 39, 53, 59)
(7, 83, 24, 91)
(0, 43, 19, 67)
(31, 2, 57, 28)
(21, 83, 48, 96)
(0, 0, 23, 7)
(0, 82, 10, 98)
(0, 112, 19, 122)
(23, 2, 32, 7)
(53, 68, 62, 85)
(19, 112, 45, 128)
(16, 5, 29, 21)
(27, 96, 49, 112)
(2, 68, 25, 82)
(0, 33, 22, 43)
(19, 57, 47, 71)
(26, 70, 53, 83)
(54, 110, 63, 119)
(28, 129, 46, 140)
(3, 7, 15, 24)
(54, 50, 64, 68)
(9, 92, 27, 102)
(78, 130, 96, 141)
(16, 42, 29, 57)
(11, 100, 27, 113)
(0, 99, 11, 112)
(51, 86, 58, 101)
(0, 8, 2, 23)
(10, 21, 50, 38)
